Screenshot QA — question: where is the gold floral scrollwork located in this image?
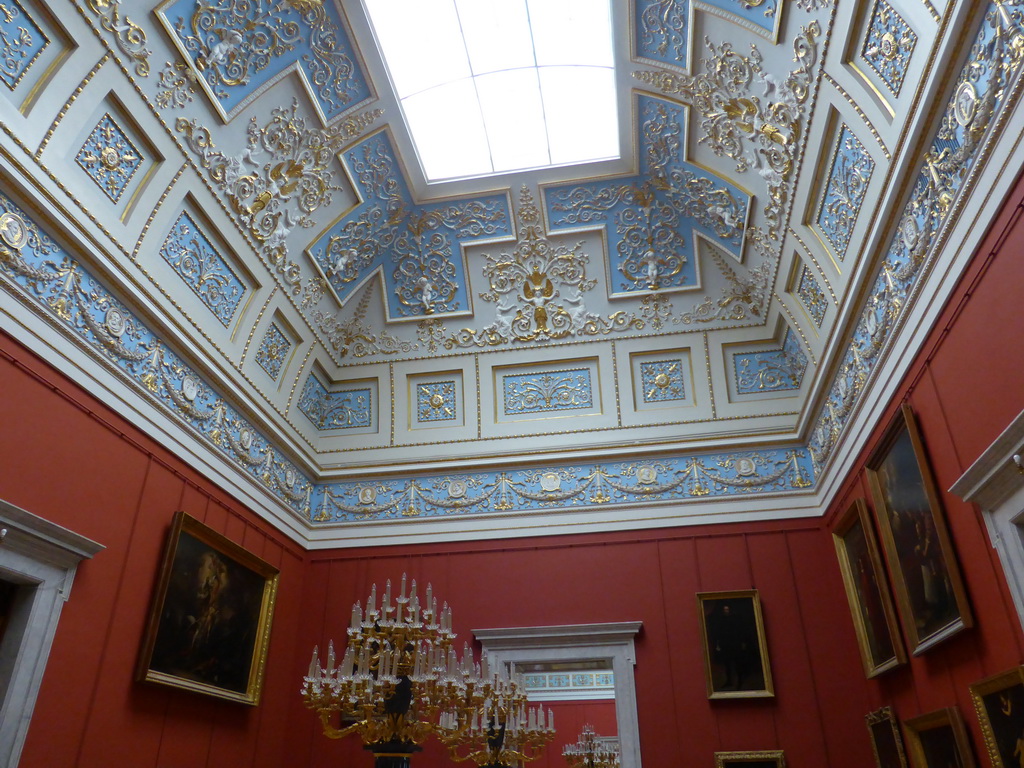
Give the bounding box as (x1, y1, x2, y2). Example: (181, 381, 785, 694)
(440, 187, 644, 349)
(177, 102, 380, 295)
(634, 22, 821, 244)
(86, 0, 151, 76)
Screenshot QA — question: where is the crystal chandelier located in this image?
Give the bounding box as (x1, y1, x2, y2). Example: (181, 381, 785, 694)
(562, 725, 621, 768)
(442, 668, 555, 768)
(301, 575, 554, 768)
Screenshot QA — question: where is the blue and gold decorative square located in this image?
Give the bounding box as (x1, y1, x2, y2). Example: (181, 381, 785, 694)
(862, 0, 917, 97)
(639, 359, 686, 403)
(630, 350, 692, 412)
(497, 361, 599, 422)
(298, 376, 375, 432)
(159, 211, 245, 327)
(75, 114, 143, 204)
(408, 373, 464, 430)
(732, 328, 808, 397)
(416, 381, 456, 423)
(795, 265, 828, 327)
(0, 0, 48, 89)
(255, 322, 291, 381)
(816, 125, 874, 262)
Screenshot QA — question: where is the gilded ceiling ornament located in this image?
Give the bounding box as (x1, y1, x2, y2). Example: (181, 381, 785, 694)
(547, 95, 748, 296)
(312, 284, 415, 358)
(177, 101, 379, 294)
(0, 0, 47, 89)
(810, 1, 1024, 468)
(639, 0, 687, 63)
(312, 131, 509, 319)
(734, 328, 808, 394)
(442, 187, 644, 348)
(164, 0, 367, 119)
(635, 23, 821, 243)
(85, 0, 151, 76)
(155, 60, 197, 108)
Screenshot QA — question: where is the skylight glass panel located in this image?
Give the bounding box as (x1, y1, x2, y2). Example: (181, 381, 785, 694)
(364, 0, 618, 181)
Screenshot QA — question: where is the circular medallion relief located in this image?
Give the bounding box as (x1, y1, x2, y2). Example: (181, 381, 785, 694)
(879, 31, 898, 60)
(285, 468, 296, 487)
(735, 457, 757, 477)
(0, 212, 28, 250)
(539, 472, 561, 492)
(238, 428, 253, 450)
(637, 466, 658, 484)
(181, 375, 199, 402)
(104, 307, 127, 337)
(900, 215, 919, 251)
(448, 480, 467, 499)
(358, 486, 377, 505)
(954, 81, 977, 126)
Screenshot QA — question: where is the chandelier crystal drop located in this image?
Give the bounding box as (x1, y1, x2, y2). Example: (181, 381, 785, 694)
(301, 575, 554, 768)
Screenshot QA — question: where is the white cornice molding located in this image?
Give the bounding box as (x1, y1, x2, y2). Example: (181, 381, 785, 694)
(951, 408, 1024, 511)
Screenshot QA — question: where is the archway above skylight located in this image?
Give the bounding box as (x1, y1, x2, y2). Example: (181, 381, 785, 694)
(363, 0, 619, 182)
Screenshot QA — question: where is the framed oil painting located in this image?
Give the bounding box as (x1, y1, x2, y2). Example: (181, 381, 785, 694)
(714, 751, 786, 768)
(867, 706, 908, 768)
(866, 405, 972, 654)
(833, 498, 906, 677)
(969, 666, 1024, 768)
(137, 511, 279, 705)
(903, 707, 975, 768)
(697, 590, 773, 699)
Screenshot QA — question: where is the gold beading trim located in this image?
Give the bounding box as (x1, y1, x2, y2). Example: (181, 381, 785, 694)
(823, 72, 892, 159)
(36, 52, 109, 158)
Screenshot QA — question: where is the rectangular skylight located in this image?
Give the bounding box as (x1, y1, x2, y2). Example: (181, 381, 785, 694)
(364, 0, 619, 181)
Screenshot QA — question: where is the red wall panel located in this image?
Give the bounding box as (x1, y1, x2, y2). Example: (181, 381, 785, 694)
(0, 335, 309, 768)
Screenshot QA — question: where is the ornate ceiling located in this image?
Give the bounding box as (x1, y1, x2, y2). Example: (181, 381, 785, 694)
(0, 0, 1022, 545)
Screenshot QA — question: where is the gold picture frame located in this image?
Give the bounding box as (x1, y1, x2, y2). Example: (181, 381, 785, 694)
(697, 590, 774, 699)
(867, 706, 908, 768)
(714, 751, 786, 767)
(969, 666, 1024, 767)
(866, 405, 972, 654)
(136, 511, 279, 705)
(903, 707, 975, 768)
(833, 498, 906, 677)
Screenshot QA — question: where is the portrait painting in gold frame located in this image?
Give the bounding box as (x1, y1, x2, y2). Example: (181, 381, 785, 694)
(833, 498, 906, 677)
(866, 405, 972, 654)
(903, 706, 975, 768)
(969, 666, 1024, 768)
(137, 511, 279, 705)
(697, 590, 773, 699)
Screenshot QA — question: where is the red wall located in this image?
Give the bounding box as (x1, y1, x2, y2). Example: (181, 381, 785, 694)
(819, 167, 1024, 753)
(288, 521, 875, 768)
(0, 332, 311, 768)
(1, 170, 1022, 766)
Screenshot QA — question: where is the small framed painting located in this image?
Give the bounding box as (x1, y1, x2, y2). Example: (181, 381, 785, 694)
(137, 511, 279, 705)
(970, 666, 1024, 768)
(714, 751, 786, 768)
(833, 498, 906, 677)
(866, 405, 972, 654)
(697, 590, 773, 699)
(903, 707, 975, 768)
(867, 706, 908, 768)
